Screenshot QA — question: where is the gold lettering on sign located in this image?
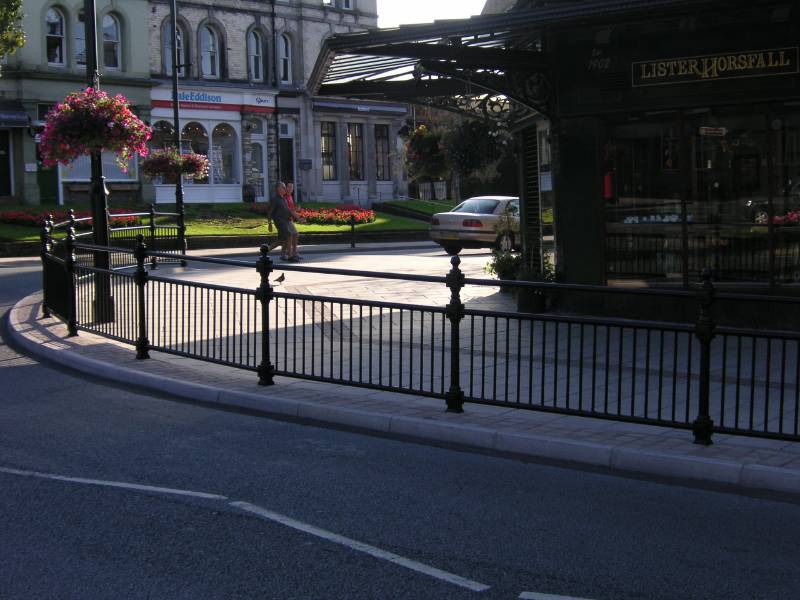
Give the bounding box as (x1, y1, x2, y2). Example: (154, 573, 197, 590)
(632, 47, 799, 86)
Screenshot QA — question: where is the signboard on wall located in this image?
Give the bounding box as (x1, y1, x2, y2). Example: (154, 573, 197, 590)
(632, 47, 799, 87)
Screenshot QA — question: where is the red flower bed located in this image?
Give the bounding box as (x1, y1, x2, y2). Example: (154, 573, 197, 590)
(0, 208, 141, 228)
(774, 210, 799, 226)
(252, 204, 376, 225)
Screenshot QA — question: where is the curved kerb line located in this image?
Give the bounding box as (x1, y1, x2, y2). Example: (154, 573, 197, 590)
(0, 466, 491, 593)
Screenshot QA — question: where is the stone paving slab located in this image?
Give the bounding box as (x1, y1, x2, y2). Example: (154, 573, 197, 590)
(9, 291, 800, 497)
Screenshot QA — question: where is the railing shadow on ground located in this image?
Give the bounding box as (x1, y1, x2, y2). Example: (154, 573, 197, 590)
(39, 235, 800, 445)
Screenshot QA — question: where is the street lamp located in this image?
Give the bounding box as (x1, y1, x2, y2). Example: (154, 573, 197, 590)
(83, 0, 113, 322)
(168, 0, 187, 257)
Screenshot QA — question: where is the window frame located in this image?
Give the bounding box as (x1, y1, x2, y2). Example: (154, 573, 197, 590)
(102, 13, 121, 70)
(163, 21, 188, 78)
(375, 124, 391, 181)
(347, 122, 364, 181)
(279, 33, 292, 84)
(45, 8, 66, 67)
(321, 121, 338, 181)
(200, 25, 221, 80)
(248, 29, 265, 82)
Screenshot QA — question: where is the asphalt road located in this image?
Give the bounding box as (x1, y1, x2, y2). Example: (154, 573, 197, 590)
(2, 252, 800, 600)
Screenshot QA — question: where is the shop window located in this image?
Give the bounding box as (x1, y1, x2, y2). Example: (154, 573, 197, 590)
(163, 22, 188, 77)
(200, 26, 221, 79)
(250, 142, 266, 199)
(103, 14, 121, 69)
(61, 153, 137, 181)
(279, 34, 292, 83)
(150, 121, 175, 150)
(248, 30, 265, 82)
(375, 124, 391, 181)
(245, 118, 264, 135)
(182, 122, 209, 184)
(212, 124, 239, 184)
(74, 11, 86, 66)
(347, 123, 364, 181)
(46, 8, 66, 66)
(321, 121, 337, 181)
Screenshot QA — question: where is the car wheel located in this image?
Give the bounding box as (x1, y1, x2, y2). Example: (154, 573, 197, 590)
(496, 233, 515, 252)
(442, 244, 462, 255)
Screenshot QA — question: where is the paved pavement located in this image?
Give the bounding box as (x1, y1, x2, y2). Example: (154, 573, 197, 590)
(9, 243, 800, 497)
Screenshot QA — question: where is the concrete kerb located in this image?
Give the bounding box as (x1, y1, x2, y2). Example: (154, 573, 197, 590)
(8, 292, 800, 498)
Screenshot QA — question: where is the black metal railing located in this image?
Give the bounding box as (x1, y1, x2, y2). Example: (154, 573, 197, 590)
(41, 205, 182, 271)
(39, 238, 800, 444)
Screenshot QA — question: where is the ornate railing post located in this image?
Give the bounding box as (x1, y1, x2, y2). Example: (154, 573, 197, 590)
(40, 214, 53, 318)
(149, 203, 158, 270)
(445, 255, 466, 412)
(693, 268, 716, 445)
(256, 244, 275, 385)
(64, 227, 78, 337)
(350, 214, 357, 249)
(134, 234, 150, 360)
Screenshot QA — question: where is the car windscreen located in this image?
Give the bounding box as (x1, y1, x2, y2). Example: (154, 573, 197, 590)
(451, 199, 500, 214)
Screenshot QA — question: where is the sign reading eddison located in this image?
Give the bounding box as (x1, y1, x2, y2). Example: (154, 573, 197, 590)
(633, 47, 799, 87)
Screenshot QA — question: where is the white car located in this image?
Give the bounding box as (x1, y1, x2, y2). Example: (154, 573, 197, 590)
(429, 196, 520, 255)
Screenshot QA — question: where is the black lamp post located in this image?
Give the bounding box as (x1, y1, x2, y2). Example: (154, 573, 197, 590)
(168, 0, 187, 257)
(84, 0, 113, 322)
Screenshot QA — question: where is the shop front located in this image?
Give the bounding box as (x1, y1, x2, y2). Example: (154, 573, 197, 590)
(150, 86, 276, 203)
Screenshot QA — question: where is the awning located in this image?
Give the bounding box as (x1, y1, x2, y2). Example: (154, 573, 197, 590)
(309, 0, 718, 123)
(0, 101, 28, 128)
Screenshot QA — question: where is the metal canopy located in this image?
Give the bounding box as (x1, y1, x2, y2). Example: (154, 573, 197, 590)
(311, 0, 720, 123)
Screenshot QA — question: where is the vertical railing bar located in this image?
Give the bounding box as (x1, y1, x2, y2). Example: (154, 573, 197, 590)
(578, 323, 585, 412)
(440, 313, 446, 396)
(644, 329, 651, 419)
(719, 336, 728, 429)
(528, 320, 535, 405)
(540, 320, 547, 406)
(553, 322, 560, 408)
(516, 318, 522, 404)
(379, 307, 383, 386)
(389, 308, 394, 388)
(604, 325, 610, 414)
(504, 317, 510, 403)
(671, 331, 679, 422)
(493, 317, 499, 402)
(685, 335, 693, 424)
(399, 309, 404, 389)
(482, 315, 488, 401)
(749, 336, 757, 432)
(339, 303, 344, 380)
(657, 330, 665, 420)
(778, 338, 787, 435)
(617, 327, 624, 416)
(764, 337, 772, 433)
(631, 327, 638, 418)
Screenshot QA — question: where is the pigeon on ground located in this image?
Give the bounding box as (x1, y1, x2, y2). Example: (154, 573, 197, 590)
(274, 273, 286, 284)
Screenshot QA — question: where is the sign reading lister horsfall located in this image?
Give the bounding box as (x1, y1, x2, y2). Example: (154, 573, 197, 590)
(632, 47, 799, 87)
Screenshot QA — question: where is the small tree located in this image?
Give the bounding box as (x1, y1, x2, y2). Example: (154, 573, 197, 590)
(0, 0, 24, 68)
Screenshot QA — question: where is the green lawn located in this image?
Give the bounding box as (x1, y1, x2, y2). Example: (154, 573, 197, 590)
(0, 202, 428, 242)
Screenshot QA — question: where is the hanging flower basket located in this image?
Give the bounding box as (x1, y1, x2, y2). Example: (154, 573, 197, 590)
(140, 148, 209, 181)
(38, 87, 151, 171)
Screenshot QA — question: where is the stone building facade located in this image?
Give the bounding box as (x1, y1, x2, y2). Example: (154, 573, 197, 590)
(147, 0, 408, 204)
(0, 0, 152, 205)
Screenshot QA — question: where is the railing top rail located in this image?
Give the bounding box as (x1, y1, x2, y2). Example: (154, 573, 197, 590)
(107, 212, 150, 219)
(153, 211, 179, 217)
(52, 216, 93, 228)
(69, 243, 800, 304)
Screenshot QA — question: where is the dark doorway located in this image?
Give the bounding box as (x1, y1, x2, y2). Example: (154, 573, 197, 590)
(279, 138, 295, 185)
(0, 131, 11, 196)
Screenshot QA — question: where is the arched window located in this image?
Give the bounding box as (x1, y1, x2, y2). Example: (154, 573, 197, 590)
(279, 34, 292, 83)
(200, 26, 221, 79)
(150, 121, 175, 150)
(248, 30, 264, 82)
(182, 122, 209, 184)
(163, 22, 188, 77)
(212, 124, 239, 184)
(102, 14, 121, 69)
(74, 11, 86, 66)
(45, 8, 66, 66)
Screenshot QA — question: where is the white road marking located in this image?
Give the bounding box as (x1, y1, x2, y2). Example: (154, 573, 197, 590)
(231, 500, 491, 593)
(0, 466, 228, 501)
(519, 592, 594, 600)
